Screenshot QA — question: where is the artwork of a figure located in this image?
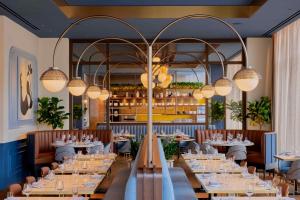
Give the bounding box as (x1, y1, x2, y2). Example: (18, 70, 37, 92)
(18, 57, 33, 120)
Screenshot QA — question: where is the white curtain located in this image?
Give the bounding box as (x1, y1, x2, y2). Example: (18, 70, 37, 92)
(274, 19, 300, 153)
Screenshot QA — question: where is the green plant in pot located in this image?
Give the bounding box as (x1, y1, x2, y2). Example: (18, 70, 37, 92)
(247, 96, 271, 130)
(210, 100, 225, 123)
(226, 100, 243, 123)
(162, 139, 178, 161)
(36, 97, 70, 129)
(130, 140, 140, 160)
(73, 104, 84, 129)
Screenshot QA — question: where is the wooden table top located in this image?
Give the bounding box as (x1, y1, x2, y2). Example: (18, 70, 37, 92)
(182, 153, 226, 160)
(204, 140, 254, 147)
(196, 174, 277, 195)
(53, 159, 113, 174)
(187, 159, 243, 174)
(75, 153, 117, 161)
(28, 175, 104, 195)
(51, 142, 98, 148)
(212, 197, 294, 200)
(274, 154, 300, 161)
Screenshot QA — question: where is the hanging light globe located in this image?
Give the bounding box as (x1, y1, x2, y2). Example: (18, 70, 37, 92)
(158, 74, 173, 88)
(86, 85, 101, 99)
(99, 88, 110, 101)
(40, 67, 68, 92)
(158, 65, 168, 82)
(153, 57, 161, 63)
(233, 68, 260, 91)
(140, 72, 155, 88)
(201, 85, 215, 98)
(193, 89, 203, 100)
(214, 78, 232, 96)
(67, 78, 87, 96)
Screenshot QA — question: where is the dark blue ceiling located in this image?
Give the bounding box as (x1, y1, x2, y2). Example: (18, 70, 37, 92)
(65, 0, 254, 6)
(0, 0, 299, 39)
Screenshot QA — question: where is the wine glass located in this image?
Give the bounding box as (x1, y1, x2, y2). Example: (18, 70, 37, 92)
(276, 186, 282, 199)
(245, 184, 254, 200)
(72, 185, 78, 197)
(55, 180, 64, 197)
(22, 183, 31, 199)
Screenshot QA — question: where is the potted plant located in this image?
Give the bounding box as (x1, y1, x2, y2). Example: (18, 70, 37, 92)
(247, 96, 271, 130)
(209, 100, 225, 129)
(73, 104, 83, 129)
(226, 100, 243, 123)
(162, 139, 178, 167)
(36, 97, 70, 130)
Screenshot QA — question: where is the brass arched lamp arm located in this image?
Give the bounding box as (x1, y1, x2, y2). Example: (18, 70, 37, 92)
(151, 14, 248, 67)
(154, 37, 225, 83)
(75, 37, 147, 78)
(52, 15, 149, 68)
(160, 52, 209, 84)
(92, 53, 146, 87)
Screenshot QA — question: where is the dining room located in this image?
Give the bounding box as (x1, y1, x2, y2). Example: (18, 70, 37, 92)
(0, 0, 300, 200)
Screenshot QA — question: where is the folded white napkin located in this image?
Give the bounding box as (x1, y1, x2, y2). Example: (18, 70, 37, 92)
(31, 182, 42, 188)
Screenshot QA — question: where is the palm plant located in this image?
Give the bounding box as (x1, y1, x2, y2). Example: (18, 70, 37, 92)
(247, 96, 271, 130)
(226, 100, 243, 123)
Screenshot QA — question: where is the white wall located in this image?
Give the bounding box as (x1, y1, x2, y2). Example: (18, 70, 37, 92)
(0, 16, 69, 143)
(246, 38, 273, 130)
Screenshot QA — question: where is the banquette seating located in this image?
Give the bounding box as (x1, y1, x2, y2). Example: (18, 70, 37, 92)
(27, 130, 112, 174)
(195, 129, 277, 172)
(104, 135, 197, 200)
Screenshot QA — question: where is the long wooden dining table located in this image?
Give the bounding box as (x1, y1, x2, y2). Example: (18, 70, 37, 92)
(28, 174, 104, 196)
(196, 173, 277, 196)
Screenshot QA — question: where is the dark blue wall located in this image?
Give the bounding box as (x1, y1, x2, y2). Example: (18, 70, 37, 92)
(0, 139, 28, 190)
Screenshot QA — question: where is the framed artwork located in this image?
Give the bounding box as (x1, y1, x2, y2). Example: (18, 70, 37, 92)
(9, 47, 38, 128)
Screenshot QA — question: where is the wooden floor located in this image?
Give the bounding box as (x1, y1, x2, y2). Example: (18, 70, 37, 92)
(1, 156, 299, 200)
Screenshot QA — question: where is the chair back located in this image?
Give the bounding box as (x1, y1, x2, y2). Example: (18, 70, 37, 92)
(240, 161, 247, 167)
(9, 183, 22, 196)
(51, 162, 59, 170)
(278, 182, 289, 197)
(26, 176, 36, 184)
(248, 166, 256, 174)
(41, 166, 50, 177)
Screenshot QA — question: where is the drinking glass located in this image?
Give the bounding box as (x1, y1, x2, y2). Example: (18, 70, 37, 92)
(72, 185, 78, 197)
(276, 186, 282, 198)
(245, 184, 254, 200)
(6, 192, 13, 198)
(23, 183, 31, 199)
(56, 180, 64, 197)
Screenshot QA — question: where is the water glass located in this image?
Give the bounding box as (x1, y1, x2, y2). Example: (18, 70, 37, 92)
(72, 185, 78, 197)
(245, 184, 254, 199)
(6, 192, 13, 198)
(56, 180, 64, 197)
(23, 183, 31, 199)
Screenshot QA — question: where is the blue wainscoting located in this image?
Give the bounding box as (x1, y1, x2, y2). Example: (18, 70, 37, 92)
(0, 139, 28, 190)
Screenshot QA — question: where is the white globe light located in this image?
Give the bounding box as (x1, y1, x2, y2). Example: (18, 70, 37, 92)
(86, 85, 101, 99)
(233, 68, 259, 91)
(193, 89, 203, 100)
(214, 78, 232, 96)
(201, 85, 215, 98)
(67, 78, 87, 96)
(99, 88, 110, 101)
(40, 67, 68, 92)
(158, 74, 172, 88)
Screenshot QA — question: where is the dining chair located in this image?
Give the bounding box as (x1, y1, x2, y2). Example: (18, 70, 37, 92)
(248, 166, 256, 174)
(240, 160, 247, 167)
(226, 145, 247, 161)
(278, 182, 289, 197)
(263, 175, 273, 181)
(51, 162, 59, 170)
(26, 176, 36, 184)
(41, 166, 50, 177)
(9, 183, 22, 196)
